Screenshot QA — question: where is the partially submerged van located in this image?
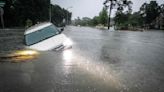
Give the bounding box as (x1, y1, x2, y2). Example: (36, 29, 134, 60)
(24, 22, 72, 51)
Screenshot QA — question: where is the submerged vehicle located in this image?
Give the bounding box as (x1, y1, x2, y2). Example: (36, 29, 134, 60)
(24, 22, 72, 51)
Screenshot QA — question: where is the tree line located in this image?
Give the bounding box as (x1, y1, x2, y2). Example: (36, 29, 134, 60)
(73, 7, 108, 27)
(73, 0, 164, 30)
(73, 0, 132, 28)
(115, 1, 164, 30)
(1, 0, 71, 28)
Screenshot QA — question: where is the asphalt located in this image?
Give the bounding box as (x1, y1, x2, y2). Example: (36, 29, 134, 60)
(0, 26, 164, 92)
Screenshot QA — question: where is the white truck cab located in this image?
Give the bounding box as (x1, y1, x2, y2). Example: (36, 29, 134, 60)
(24, 22, 72, 51)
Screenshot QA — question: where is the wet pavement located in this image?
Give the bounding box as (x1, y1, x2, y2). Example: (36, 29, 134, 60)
(0, 27, 164, 92)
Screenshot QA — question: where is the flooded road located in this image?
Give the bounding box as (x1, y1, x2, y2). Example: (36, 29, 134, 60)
(0, 27, 164, 92)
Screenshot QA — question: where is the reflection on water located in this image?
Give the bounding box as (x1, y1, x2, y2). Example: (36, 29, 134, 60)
(75, 56, 121, 88)
(62, 50, 73, 74)
(0, 50, 39, 62)
(11, 50, 39, 62)
(62, 49, 122, 90)
(14, 50, 39, 56)
(63, 50, 73, 63)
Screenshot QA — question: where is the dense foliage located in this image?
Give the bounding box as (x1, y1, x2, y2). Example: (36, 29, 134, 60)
(73, 0, 164, 30)
(114, 1, 164, 30)
(73, 0, 132, 27)
(1, 0, 71, 28)
(73, 7, 108, 26)
(51, 5, 72, 27)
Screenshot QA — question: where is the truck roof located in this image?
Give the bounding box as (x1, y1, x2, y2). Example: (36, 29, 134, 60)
(25, 22, 52, 35)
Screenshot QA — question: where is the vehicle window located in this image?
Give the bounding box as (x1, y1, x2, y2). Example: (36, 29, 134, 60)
(25, 25, 59, 46)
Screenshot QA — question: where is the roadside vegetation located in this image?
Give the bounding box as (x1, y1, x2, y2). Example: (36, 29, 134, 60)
(73, 1, 164, 30)
(1, 0, 71, 28)
(72, 7, 108, 27)
(1, 0, 164, 30)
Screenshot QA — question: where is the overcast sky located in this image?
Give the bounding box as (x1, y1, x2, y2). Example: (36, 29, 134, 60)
(51, 0, 163, 19)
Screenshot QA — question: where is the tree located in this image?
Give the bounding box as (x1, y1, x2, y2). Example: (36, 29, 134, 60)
(160, 4, 164, 13)
(99, 7, 108, 26)
(114, 12, 130, 29)
(91, 16, 99, 26)
(3, 0, 18, 27)
(2, 0, 72, 27)
(114, 11, 143, 30)
(140, 1, 160, 28)
(51, 5, 72, 27)
(74, 17, 81, 26)
(73, 17, 92, 26)
(129, 12, 143, 27)
(82, 17, 91, 26)
(103, 0, 133, 29)
(73, 8, 107, 27)
(3, 0, 50, 27)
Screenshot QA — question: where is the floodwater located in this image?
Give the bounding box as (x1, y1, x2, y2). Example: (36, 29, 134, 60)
(0, 27, 164, 92)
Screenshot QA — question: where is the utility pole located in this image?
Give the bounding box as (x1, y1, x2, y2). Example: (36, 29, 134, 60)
(49, 0, 52, 22)
(0, 7, 4, 29)
(66, 7, 72, 25)
(104, 0, 114, 30)
(108, 1, 113, 30)
(67, 11, 68, 25)
(0, 1, 5, 29)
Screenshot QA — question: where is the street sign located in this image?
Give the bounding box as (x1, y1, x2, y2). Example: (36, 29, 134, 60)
(0, 1, 5, 7)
